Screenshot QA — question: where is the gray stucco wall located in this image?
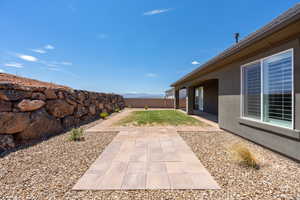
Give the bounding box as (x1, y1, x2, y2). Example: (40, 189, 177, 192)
(203, 80, 218, 115)
(193, 80, 218, 115)
(184, 38, 300, 160)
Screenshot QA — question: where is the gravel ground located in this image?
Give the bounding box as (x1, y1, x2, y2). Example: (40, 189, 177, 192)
(1, 124, 300, 199)
(179, 131, 300, 200)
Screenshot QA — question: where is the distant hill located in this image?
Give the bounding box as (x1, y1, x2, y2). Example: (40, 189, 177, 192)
(123, 93, 164, 99)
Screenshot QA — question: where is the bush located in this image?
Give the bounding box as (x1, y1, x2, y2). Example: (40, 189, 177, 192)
(115, 107, 120, 112)
(229, 143, 260, 169)
(144, 105, 148, 110)
(100, 112, 109, 119)
(69, 128, 84, 141)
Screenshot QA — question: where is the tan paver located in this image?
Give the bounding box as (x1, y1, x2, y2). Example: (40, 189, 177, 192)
(73, 109, 220, 190)
(146, 172, 171, 189)
(96, 161, 128, 190)
(168, 173, 195, 189)
(122, 173, 146, 190)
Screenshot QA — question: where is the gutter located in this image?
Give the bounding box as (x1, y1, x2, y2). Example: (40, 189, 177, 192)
(171, 3, 300, 87)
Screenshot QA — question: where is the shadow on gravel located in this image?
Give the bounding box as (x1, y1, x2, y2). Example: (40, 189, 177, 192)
(0, 115, 111, 158)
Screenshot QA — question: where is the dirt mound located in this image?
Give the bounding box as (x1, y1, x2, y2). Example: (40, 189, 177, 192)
(0, 73, 71, 90)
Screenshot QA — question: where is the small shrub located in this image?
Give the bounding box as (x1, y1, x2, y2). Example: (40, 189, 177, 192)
(115, 107, 120, 112)
(69, 128, 84, 141)
(144, 105, 148, 110)
(100, 112, 109, 119)
(229, 143, 260, 169)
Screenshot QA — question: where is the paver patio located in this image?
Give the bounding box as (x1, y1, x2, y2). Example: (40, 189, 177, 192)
(73, 110, 220, 190)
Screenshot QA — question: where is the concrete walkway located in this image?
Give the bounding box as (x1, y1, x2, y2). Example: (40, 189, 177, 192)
(73, 109, 220, 190)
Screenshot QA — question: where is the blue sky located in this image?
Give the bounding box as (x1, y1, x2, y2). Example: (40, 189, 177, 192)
(0, 0, 299, 94)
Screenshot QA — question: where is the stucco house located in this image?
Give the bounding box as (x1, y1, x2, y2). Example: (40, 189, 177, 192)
(172, 4, 300, 160)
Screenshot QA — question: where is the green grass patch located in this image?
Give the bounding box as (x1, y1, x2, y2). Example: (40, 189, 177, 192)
(115, 110, 205, 126)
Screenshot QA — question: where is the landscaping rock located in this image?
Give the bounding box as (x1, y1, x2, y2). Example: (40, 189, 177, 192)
(77, 92, 86, 103)
(44, 89, 57, 99)
(75, 105, 88, 118)
(17, 99, 45, 112)
(105, 104, 113, 112)
(63, 116, 77, 129)
(98, 103, 104, 110)
(84, 99, 91, 106)
(0, 135, 15, 152)
(0, 90, 31, 101)
(31, 92, 46, 101)
(18, 109, 63, 140)
(0, 82, 124, 143)
(58, 91, 64, 99)
(65, 95, 78, 106)
(0, 100, 12, 112)
(81, 114, 95, 123)
(89, 104, 96, 115)
(0, 112, 30, 134)
(46, 99, 74, 118)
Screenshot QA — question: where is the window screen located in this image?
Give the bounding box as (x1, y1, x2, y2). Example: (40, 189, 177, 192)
(242, 62, 261, 119)
(263, 51, 293, 128)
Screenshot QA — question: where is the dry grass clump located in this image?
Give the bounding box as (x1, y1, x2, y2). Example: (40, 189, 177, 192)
(229, 143, 260, 170)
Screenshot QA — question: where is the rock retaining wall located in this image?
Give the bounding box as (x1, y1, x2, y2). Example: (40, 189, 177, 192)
(0, 83, 124, 152)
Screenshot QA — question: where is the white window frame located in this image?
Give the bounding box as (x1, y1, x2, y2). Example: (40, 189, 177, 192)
(240, 48, 294, 130)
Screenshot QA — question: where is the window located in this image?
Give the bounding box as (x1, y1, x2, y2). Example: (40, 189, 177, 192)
(241, 49, 293, 129)
(242, 62, 261, 119)
(194, 86, 204, 111)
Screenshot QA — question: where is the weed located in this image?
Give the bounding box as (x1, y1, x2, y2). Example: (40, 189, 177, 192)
(69, 128, 84, 141)
(229, 143, 260, 169)
(100, 112, 109, 119)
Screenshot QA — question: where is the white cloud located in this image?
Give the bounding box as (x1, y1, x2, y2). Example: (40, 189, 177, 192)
(30, 49, 47, 54)
(0, 69, 5, 73)
(4, 62, 24, 68)
(146, 73, 157, 78)
(39, 60, 73, 68)
(45, 63, 58, 67)
(44, 44, 55, 50)
(47, 67, 61, 71)
(143, 8, 172, 16)
(61, 61, 72, 66)
(191, 61, 200, 65)
(97, 33, 108, 39)
(17, 54, 38, 62)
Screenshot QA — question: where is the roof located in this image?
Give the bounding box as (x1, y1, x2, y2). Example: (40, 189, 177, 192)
(171, 3, 300, 87)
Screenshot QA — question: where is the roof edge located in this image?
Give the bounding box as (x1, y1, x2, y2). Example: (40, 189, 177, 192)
(171, 3, 300, 87)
